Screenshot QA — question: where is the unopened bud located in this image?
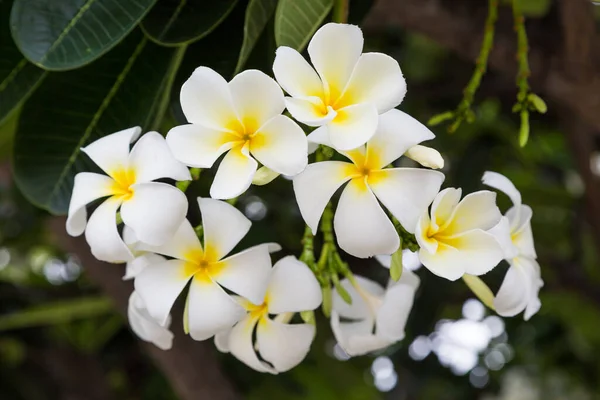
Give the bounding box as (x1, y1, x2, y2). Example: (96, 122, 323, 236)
(405, 145, 445, 169)
(252, 166, 280, 186)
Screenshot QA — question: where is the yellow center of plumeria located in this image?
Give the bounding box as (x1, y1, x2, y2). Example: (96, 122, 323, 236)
(343, 149, 386, 190)
(110, 168, 136, 200)
(182, 246, 223, 282)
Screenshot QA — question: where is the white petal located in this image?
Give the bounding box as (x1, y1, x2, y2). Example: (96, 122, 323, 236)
(166, 124, 238, 168)
(214, 329, 231, 353)
(229, 315, 276, 373)
(128, 291, 174, 350)
(334, 179, 399, 258)
(415, 212, 438, 254)
(507, 205, 537, 258)
(494, 262, 530, 318)
(252, 166, 280, 186)
(488, 216, 519, 259)
(120, 182, 188, 246)
(136, 219, 201, 261)
(331, 312, 391, 356)
(266, 256, 322, 314)
(293, 161, 354, 234)
(210, 144, 258, 200)
(306, 125, 333, 147)
(123, 253, 166, 280)
(365, 109, 435, 170)
(430, 188, 462, 230)
(187, 277, 246, 341)
(213, 244, 273, 305)
(134, 259, 194, 324)
(84, 197, 132, 263)
(127, 131, 191, 182)
(327, 103, 378, 151)
(375, 282, 416, 341)
(257, 318, 315, 372)
(308, 23, 363, 102)
(524, 258, 543, 321)
(369, 168, 444, 234)
(336, 52, 406, 112)
(81, 127, 140, 176)
(250, 115, 308, 176)
(332, 276, 385, 320)
(198, 197, 251, 260)
(180, 67, 239, 130)
(273, 46, 324, 98)
(66, 172, 115, 236)
(405, 145, 444, 169)
(229, 69, 285, 130)
(418, 245, 465, 281)
(482, 171, 522, 209)
(440, 190, 502, 236)
(284, 97, 336, 127)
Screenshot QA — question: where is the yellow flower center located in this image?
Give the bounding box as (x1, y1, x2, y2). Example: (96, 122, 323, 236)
(182, 246, 223, 282)
(110, 168, 136, 200)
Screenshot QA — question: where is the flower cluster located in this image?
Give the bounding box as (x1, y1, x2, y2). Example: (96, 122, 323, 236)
(66, 23, 542, 372)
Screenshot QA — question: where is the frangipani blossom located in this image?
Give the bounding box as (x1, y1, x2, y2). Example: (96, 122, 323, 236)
(167, 68, 308, 200)
(483, 171, 543, 320)
(134, 198, 281, 341)
(294, 109, 445, 258)
(273, 23, 406, 151)
(215, 256, 322, 374)
(128, 291, 174, 350)
(416, 188, 505, 281)
(331, 270, 420, 357)
(122, 227, 166, 280)
(66, 128, 191, 263)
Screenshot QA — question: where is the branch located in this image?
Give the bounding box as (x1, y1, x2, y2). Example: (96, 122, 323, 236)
(47, 217, 241, 400)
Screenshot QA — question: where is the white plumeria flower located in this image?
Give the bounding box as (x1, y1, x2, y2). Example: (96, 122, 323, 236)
(483, 171, 543, 320)
(66, 127, 191, 263)
(331, 270, 420, 357)
(166, 67, 308, 200)
(273, 23, 406, 151)
(128, 291, 174, 350)
(134, 198, 280, 341)
(214, 256, 322, 374)
(294, 109, 444, 258)
(122, 227, 166, 280)
(415, 188, 505, 281)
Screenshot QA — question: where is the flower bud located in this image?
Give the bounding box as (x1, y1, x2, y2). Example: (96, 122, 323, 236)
(405, 145, 445, 169)
(252, 166, 280, 186)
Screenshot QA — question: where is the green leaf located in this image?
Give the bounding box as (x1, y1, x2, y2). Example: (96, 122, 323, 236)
(235, 0, 278, 74)
(10, 0, 157, 70)
(516, 0, 551, 17)
(0, 297, 113, 331)
(13, 31, 181, 214)
(274, 0, 333, 52)
(141, 0, 238, 46)
(0, 0, 47, 124)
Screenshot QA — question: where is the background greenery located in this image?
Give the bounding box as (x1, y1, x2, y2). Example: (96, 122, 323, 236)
(1, 0, 599, 399)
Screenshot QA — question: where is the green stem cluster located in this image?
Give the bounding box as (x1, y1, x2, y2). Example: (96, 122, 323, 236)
(428, 0, 498, 132)
(511, 0, 547, 147)
(176, 167, 201, 192)
(332, 0, 349, 24)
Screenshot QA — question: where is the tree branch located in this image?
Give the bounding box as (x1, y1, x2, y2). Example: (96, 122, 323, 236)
(48, 217, 241, 400)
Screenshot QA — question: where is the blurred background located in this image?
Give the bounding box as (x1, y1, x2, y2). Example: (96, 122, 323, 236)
(2, 0, 600, 399)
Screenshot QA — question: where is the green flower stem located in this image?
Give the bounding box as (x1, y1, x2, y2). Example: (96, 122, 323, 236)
(462, 274, 495, 310)
(194, 224, 204, 242)
(176, 167, 201, 192)
(428, 0, 498, 132)
(226, 197, 239, 206)
(332, 0, 349, 24)
(300, 225, 316, 269)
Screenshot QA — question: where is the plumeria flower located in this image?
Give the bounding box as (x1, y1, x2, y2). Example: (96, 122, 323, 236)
(122, 227, 166, 280)
(415, 188, 505, 281)
(331, 270, 420, 357)
(294, 109, 445, 258)
(483, 171, 543, 320)
(66, 127, 191, 263)
(166, 67, 308, 200)
(134, 198, 280, 341)
(128, 291, 174, 350)
(405, 145, 445, 170)
(214, 256, 322, 374)
(273, 23, 406, 151)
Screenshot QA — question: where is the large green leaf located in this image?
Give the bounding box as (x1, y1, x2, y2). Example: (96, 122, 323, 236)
(141, 0, 238, 46)
(10, 0, 157, 71)
(13, 31, 183, 214)
(234, 0, 277, 74)
(0, 0, 47, 124)
(274, 0, 333, 52)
